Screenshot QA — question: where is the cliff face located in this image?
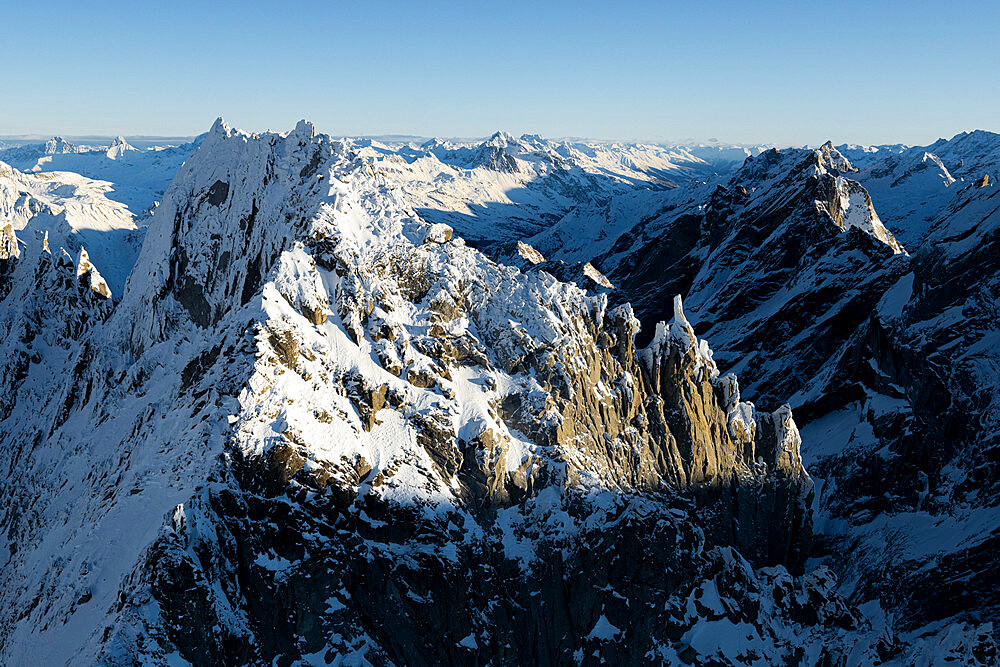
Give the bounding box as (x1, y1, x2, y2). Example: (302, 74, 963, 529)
(814, 178, 1000, 633)
(0, 121, 832, 666)
(4, 124, 997, 665)
(598, 138, 1000, 655)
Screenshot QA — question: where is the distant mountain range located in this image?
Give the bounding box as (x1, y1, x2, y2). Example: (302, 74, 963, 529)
(1, 120, 998, 665)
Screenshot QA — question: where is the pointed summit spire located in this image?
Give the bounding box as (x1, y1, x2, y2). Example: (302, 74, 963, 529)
(1, 222, 19, 260)
(205, 116, 233, 142)
(105, 136, 136, 159)
(75, 247, 112, 299)
(672, 294, 688, 327)
(75, 247, 93, 278)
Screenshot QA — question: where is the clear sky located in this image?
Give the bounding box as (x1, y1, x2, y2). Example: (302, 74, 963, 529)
(3, 0, 999, 145)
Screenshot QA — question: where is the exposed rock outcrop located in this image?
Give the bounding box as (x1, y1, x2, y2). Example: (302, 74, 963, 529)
(12, 122, 997, 666)
(0, 121, 819, 666)
(0, 222, 19, 298)
(598, 137, 1000, 651)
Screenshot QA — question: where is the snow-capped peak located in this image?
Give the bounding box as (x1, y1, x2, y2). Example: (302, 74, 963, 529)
(105, 136, 137, 159)
(485, 130, 518, 147)
(815, 140, 855, 174)
(207, 116, 234, 141)
(420, 137, 448, 150)
(42, 136, 79, 155)
(291, 119, 315, 139)
(7, 116, 994, 665)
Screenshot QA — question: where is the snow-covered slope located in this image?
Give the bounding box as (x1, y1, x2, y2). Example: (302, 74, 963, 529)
(678, 142, 770, 171)
(833, 143, 909, 169)
(597, 139, 1000, 661)
(2, 120, 999, 666)
(0, 136, 88, 161)
(840, 130, 1000, 247)
(0, 136, 198, 216)
(0, 120, 850, 666)
(350, 132, 727, 246)
(524, 183, 717, 265)
(0, 161, 140, 295)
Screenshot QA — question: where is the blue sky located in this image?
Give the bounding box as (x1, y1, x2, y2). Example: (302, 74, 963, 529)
(3, 1, 998, 145)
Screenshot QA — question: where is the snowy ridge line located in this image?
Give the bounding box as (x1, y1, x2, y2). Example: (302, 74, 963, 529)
(0, 118, 818, 664)
(13, 118, 1000, 664)
(0, 159, 141, 295)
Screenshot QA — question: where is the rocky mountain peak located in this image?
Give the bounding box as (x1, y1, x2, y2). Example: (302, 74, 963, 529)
(485, 130, 518, 147)
(735, 142, 856, 189)
(291, 118, 316, 138)
(472, 138, 521, 173)
(42, 136, 78, 155)
(420, 136, 448, 151)
(0, 221, 19, 260)
(733, 144, 906, 253)
(0, 120, 829, 664)
(75, 247, 112, 298)
(816, 140, 856, 173)
(104, 135, 137, 159)
(4, 118, 998, 664)
(199, 116, 236, 148)
(118, 118, 340, 351)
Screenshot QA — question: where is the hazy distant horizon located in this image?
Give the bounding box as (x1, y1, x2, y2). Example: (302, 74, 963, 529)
(3, 123, 996, 151)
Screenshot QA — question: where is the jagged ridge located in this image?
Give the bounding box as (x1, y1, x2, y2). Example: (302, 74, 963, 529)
(0, 120, 823, 666)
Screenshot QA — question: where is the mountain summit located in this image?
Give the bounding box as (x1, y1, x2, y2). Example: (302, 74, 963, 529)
(1, 121, 998, 666)
(0, 120, 821, 665)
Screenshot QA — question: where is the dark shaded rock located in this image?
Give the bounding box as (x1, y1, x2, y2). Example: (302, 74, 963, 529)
(207, 180, 230, 207)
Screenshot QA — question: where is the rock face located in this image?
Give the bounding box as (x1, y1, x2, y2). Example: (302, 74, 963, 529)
(0, 120, 836, 666)
(2, 122, 998, 666)
(597, 137, 1000, 658)
(0, 222, 19, 298)
(0, 221, 18, 259)
(823, 177, 1000, 633)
